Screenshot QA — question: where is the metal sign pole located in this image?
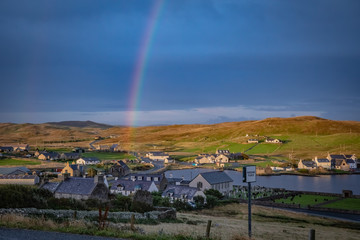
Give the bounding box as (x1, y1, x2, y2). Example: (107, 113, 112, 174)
(248, 181, 252, 238)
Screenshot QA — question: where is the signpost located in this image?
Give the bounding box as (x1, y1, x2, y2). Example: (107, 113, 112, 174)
(243, 165, 256, 238)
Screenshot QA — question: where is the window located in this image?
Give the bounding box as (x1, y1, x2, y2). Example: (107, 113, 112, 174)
(197, 182, 203, 189)
(138, 176, 142, 180)
(147, 177, 151, 181)
(154, 177, 159, 181)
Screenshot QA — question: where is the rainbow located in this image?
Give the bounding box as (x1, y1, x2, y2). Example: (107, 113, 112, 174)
(125, 0, 165, 144)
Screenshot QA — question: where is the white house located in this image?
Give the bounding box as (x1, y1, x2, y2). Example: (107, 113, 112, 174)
(314, 157, 331, 169)
(76, 157, 101, 165)
(189, 171, 233, 196)
(162, 185, 206, 204)
(298, 160, 317, 170)
(110, 179, 158, 196)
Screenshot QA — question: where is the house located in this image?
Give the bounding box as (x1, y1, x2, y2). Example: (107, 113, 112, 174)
(332, 159, 350, 171)
(0, 167, 31, 175)
(110, 179, 158, 196)
(76, 157, 101, 165)
(162, 185, 206, 203)
(2, 144, 30, 152)
(247, 139, 259, 143)
(194, 154, 216, 164)
(215, 154, 229, 163)
(146, 152, 170, 161)
(122, 173, 168, 191)
(109, 160, 130, 178)
(346, 159, 357, 170)
(34, 149, 47, 157)
(228, 152, 244, 161)
(41, 175, 109, 201)
(110, 144, 121, 152)
(38, 152, 60, 161)
(265, 138, 282, 144)
(73, 147, 86, 153)
(189, 171, 233, 196)
(60, 162, 85, 177)
(314, 157, 331, 169)
(298, 160, 317, 170)
(60, 152, 81, 160)
(216, 149, 230, 155)
(0, 175, 39, 185)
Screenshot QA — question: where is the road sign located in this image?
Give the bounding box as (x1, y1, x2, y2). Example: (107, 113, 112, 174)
(243, 165, 256, 183)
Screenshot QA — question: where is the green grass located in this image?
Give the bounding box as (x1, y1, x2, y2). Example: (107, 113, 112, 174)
(246, 143, 282, 154)
(275, 194, 337, 207)
(0, 158, 41, 166)
(82, 152, 135, 160)
(321, 198, 360, 211)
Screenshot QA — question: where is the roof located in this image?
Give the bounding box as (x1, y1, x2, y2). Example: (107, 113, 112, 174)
(301, 160, 316, 167)
(110, 179, 155, 191)
(69, 164, 83, 171)
(41, 182, 61, 193)
(117, 160, 130, 170)
(62, 152, 80, 158)
(79, 157, 100, 162)
(316, 158, 329, 163)
(162, 186, 200, 200)
(346, 159, 355, 164)
(125, 173, 164, 182)
(330, 155, 346, 160)
(197, 171, 233, 185)
(149, 152, 169, 156)
(0, 175, 37, 180)
(54, 177, 97, 195)
(0, 167, 30, 175)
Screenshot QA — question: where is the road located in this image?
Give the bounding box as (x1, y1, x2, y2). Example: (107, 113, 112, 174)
(0, 227, 125, 240)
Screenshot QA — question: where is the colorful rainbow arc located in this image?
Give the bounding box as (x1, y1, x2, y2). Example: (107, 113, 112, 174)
(125, 0, 165, 146)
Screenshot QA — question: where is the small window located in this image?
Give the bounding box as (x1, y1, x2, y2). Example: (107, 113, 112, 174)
(147, 177, 151, 181)
(138, 176, 143, 180)
(197, 182, 203, 189)
(154, 177, 158, 181)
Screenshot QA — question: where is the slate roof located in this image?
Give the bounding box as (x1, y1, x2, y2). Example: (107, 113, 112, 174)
(198, 171, 233, 185)
(118, 160, 130, 170)
(80, 157, 100, 162)
(0, 175, 37, 180)
(41, 182, 61, 193)
(316, 158, 330, 163)
(55, 177, 97, 195)
(346, 159, 356, 164)
(61, 153, 80, 158)
(0, 167, 30, 175)
(330, 155, 346, 160)
(110, 179, 155, 191)
(162, 186, 199, 200)
(125, 173, 164, 182)
(301, 160, 316, 167)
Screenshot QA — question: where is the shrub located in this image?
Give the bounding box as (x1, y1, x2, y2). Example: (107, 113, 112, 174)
(205, 195, 219, 208)
(111, 195, 131, 211)
(204, 189, 223, 200)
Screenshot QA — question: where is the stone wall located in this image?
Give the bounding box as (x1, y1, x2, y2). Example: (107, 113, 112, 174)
(0, 207, 176, 221)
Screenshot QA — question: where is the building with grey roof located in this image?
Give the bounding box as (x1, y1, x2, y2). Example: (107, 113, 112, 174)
(110, 179, 158, 196)
(0, 175, 39, 185)
(122, 173, 168, 191)
(76, 157, 101, 165)
(0, 167, 31, 175)
(162, 185, 206, 203)
(41, 175, 109, 201)
(189, 171, 233, 196)
(109, 160, 130, 178)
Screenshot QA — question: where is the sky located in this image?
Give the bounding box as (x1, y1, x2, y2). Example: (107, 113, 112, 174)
(0, 0, 359, 126)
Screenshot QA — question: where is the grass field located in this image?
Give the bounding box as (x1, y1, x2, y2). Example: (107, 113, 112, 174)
(0, 158, 41, 166)
(82, 152, 135, 160)
(275, 194, 337, 207)
(245, 143, 282, 154)
(321, 198, 360, 211)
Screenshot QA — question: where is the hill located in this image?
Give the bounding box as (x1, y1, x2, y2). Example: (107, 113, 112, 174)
(0, 116, 359, 158)
(45, 120, 112, 129)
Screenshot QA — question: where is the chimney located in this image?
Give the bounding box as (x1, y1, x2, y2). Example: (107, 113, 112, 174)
(94, 175, 104, 184)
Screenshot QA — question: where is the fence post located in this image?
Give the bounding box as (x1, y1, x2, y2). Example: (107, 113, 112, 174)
(206, 220, 212, 238)
(131, 214, 135, 231)
(309, 229, 315, 240)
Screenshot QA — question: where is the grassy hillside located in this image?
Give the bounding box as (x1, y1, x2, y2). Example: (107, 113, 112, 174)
(1, 116, 359, 159)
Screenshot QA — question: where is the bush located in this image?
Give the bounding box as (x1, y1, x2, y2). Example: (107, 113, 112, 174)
(205, 195, 219, 208)
(111, 195, 131, 211)
(193, 195, 205, 209)
(130, 201, 153, 213)
(204, 189, 223, 200)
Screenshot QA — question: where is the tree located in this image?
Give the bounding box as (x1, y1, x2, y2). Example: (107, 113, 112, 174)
(193, 195, 205, 209)
(204, 189, 223, 200)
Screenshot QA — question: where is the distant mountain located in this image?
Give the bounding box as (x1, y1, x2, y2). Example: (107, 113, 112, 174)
(45, 121, 113, 129)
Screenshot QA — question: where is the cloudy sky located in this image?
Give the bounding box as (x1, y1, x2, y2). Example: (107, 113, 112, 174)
(1, 0, 359, 126)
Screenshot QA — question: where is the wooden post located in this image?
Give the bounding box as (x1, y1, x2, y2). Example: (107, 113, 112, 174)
(206, 220, 212, 238)
(130, 214, 135, 231)
(309, 229, 315, 240)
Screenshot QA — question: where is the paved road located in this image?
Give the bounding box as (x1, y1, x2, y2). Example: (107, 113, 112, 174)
(0, 227, 125, 240)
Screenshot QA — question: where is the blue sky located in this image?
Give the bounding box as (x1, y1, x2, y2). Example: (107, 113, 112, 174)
(0, 0, 359, 125)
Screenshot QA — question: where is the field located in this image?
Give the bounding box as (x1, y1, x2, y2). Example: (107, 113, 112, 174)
(322, 198, 360, 211)
(0, 158, 41, 166)
(275, 194, 338, 207)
